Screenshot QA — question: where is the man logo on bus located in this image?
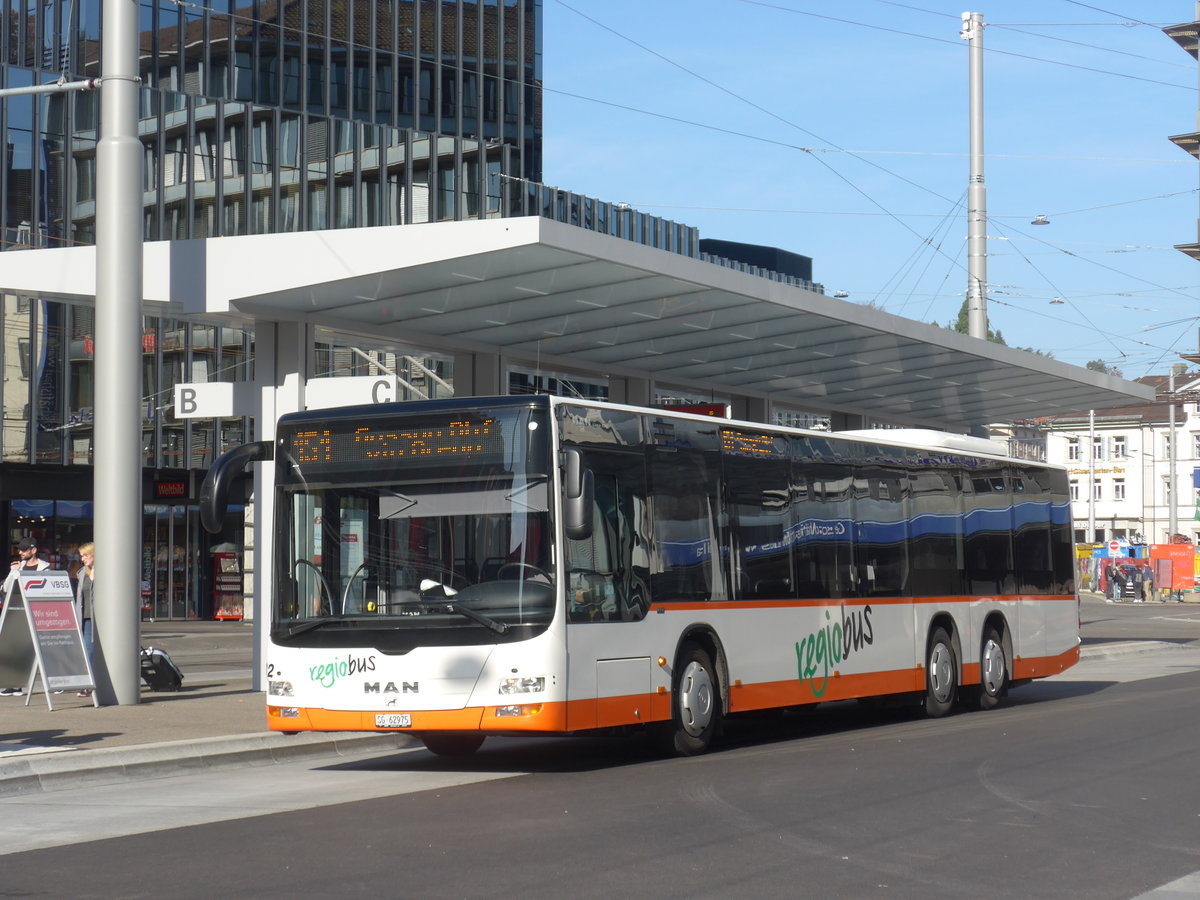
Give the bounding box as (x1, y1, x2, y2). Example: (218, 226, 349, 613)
(795, 605, 874, 698)
(364, 682, 420, 694)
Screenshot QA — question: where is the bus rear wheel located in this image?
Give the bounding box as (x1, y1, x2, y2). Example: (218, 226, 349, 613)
(965, 625, 1007, 711)
(656, 642, 720, 756)
(421, 734, 485, 757)
(923, 627, 957, 717)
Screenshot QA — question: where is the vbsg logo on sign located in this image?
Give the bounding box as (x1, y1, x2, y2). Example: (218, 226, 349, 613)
(20, 572, 74, 597)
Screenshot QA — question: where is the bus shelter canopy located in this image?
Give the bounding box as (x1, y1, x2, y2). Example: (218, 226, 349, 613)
(0, 217, 1152, 428)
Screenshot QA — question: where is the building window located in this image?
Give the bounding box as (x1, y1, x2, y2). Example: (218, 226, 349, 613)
(1114, 479, 1125, 501)
(1069, 480, 1079, 501)
(1193, 433, 1200, 458)
(1112, 435, 1126, 458)
(1164, 435, 1173, 459)
(1067, 438, 1080, 461)
(1093, 481, 1102, 501)
(1092, 436, 1104, 461)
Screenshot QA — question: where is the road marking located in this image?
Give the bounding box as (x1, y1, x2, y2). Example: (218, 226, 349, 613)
(1132, 871, 1200, 898)
(0, 744, 75, 759)
(0, 747, 524, 854)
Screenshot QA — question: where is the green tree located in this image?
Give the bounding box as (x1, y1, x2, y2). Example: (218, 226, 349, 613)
(947, 298, 1007, 345)
(945, 298, 1052, 357)
(1086, 359, 1123, 378)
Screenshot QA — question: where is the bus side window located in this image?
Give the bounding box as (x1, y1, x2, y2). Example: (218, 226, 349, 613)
(724, 449, 792, 600)
(566, 453, 650, 623)
(853, 467, 910, 597)
(909, 470, 965, 596)
(965, 467, 1015, 594)
(648, 448, 723, 603)
(792, 465, 854, 600)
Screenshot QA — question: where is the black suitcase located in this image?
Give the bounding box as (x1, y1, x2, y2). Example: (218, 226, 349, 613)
(140, 646, 184, 692)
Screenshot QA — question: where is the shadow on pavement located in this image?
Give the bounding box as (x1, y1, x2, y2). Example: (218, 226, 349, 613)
(317, 677, 1124, 778)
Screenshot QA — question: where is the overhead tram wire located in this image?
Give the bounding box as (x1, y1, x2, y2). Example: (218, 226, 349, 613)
(989, 24, 1194, 70)
(556, 85, 1195, 334)
(541, 91, 1186, 165)
(556, 1, 1194, 354)
(548, 86, 1191, 318)
(552, 0, 989, 322)
(1059, 1, 1162, 28)
(617, 186, 1198, 220)
(983, 218, 1200, 369)
(552, 0, 999, 306)
(854, 194, 963, 314)
(735, 0, 1196, 92)
(875, 192, 969, 320)
(986, 218, 1125, 359)
(1003, 222, 1200, 307)
(863, 0, 1186, 67)
(552, 0, 959, 206)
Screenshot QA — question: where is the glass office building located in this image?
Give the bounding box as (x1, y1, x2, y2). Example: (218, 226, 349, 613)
(0, 0, 543, 618)
(0, 0, 808, 618)
(4, 0, 541, 245)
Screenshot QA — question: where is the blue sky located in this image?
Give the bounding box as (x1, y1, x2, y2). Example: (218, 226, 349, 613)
(541, 1, 1199, 379)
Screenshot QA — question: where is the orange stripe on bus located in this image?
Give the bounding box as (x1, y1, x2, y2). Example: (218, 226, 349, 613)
(266, 645, 1081, 735)
(1012, 643, 1079, 680)
(728, 668, 926, 710)
(268, 703, 573, 734)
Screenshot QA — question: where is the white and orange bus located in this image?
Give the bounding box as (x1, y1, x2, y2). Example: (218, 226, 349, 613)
(202, 395, 1079, 756)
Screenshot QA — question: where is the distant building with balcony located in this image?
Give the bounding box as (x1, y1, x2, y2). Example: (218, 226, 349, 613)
(1032, 371, 1200, 545)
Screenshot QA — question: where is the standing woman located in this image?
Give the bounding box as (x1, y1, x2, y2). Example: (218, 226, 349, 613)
(76, 542, 95, 698)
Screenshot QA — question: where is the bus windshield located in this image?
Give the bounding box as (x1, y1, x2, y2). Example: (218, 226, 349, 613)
(273, 402, 555, 647)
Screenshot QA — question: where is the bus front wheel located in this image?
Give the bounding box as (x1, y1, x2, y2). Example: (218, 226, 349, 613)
(421, 734, 485, 757)
(656, 642, 720, 756)
(923, 627, 958, 717)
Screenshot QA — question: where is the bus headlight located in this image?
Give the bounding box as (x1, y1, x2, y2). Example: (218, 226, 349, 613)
(498, 676, 545, 694)
(269, 680, 294, 697)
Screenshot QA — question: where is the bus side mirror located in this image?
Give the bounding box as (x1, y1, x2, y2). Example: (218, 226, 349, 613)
(200, 440, 273, 534)
(562, 447, 593, 541)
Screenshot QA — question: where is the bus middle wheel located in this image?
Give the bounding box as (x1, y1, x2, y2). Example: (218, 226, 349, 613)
(923, 626, 958, 718)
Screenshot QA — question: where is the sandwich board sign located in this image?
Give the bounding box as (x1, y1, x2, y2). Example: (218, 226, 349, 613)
(0, 570, 96, 710)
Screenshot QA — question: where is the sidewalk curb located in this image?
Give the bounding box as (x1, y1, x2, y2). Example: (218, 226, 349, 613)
(1079, 640, 1197, 661)
(0, 731, 415, 798)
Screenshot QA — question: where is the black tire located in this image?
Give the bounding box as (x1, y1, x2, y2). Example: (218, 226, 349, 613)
(923, 626, 957, 717)
(656, 642, 720, 756)
(965, 625, 1007, 711)
(421, 734, 485, 757)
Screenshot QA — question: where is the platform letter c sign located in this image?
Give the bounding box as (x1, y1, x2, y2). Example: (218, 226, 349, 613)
(371, 379, 394, 403)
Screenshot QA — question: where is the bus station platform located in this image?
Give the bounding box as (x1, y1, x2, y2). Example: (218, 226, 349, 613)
(0, 619, 412, 797)
(2, 597, 1199, 797)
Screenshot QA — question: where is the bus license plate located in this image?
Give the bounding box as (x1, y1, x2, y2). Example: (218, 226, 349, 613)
(375, 713, 411, 728)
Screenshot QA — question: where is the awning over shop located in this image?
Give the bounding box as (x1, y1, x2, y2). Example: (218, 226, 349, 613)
(0, 217, 1153, 428)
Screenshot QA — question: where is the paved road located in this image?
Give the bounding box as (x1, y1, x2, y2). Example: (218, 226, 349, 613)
(3, 635, 1200, 899)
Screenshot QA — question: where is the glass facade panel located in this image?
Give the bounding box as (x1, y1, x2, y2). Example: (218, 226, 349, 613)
(0, 1, 734, 619)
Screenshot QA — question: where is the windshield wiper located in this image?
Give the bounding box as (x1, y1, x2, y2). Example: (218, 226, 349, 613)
(434, 602, 509, 635)
(413, 580, 509, 634)
(280, 617, 346, 637)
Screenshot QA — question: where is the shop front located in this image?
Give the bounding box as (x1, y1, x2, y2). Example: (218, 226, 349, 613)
(3, 468, 245, 621)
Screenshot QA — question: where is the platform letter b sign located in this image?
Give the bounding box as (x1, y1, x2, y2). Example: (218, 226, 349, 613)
(179, 387, 198, 415)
